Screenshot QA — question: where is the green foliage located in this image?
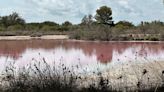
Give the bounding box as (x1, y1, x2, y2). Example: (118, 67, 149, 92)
(26, 22, 60, 31)
(95, 6, 113, 25)
(0, 25, 5, 31)
(115, 21, 134, 29)
(62, 21, 72, 26)
(0, 12, 25, 28)
(144, 35, 160, 41)
(40, 25, 58, 31)
(57, 26, 69, 31)
(138, 21, 164, 34)
(59, 21, 73, 31)
(70, 25, 114, 41)
(0, 11, 164, 41)
(25, 23, 40, 31)
(7, 24, 25, 31)
(41, 21, 59, 26)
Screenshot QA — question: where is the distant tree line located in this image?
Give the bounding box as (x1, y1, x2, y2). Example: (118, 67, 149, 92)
(0, 6, 164, 41)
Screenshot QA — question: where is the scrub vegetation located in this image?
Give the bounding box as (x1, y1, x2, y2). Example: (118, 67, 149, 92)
(0, 6, 163, 41)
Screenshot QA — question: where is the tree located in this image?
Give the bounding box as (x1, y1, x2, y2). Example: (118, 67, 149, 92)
(62, 21, 72, 26)
(0, 12, 25, 28)
(41, 21, 59, 26)
(81, 14, 93, 25)
(139, 21, 164, 34)
(95, 6, 113, 26)
(58, 21, 73, 31)
(115, 21, 134, 29)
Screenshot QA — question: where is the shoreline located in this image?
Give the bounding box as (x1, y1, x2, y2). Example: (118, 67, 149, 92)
(0, 35, 163, 43)
(68, 39, 164, 43)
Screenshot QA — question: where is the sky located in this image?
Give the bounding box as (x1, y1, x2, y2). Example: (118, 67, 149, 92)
(0, 0, 164, 24)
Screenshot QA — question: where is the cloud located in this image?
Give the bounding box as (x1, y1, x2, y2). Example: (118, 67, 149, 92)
(26, 0, 101, 19)
(0, 0, 163, 24)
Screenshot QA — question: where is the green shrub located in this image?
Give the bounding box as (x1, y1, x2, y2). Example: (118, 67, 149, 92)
(0, 26, 5, 31)
(25, 23, 40, 31)
(41, 25, 58, 31)
(7, 24, 25, 31)
(149, 36, 159, 41)
(144, 35, 159, 41)
(57, 25, 72, 31)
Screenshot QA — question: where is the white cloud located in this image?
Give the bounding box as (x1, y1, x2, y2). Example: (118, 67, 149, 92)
(0, 0, 163, 24)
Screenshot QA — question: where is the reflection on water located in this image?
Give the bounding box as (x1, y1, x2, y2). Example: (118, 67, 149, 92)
(0, 40, 164, 71)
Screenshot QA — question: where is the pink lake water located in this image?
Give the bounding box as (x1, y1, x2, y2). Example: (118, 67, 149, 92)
(0, 40, 164, 72)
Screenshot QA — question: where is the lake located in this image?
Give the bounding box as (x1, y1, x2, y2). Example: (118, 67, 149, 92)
(0, 40, 164, 72)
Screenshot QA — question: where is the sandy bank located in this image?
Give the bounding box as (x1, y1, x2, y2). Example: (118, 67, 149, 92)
(78, 61, 164, 91)
(0, 35, 69, 40)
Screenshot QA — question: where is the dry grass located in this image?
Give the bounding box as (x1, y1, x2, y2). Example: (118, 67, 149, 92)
(0, 57, 163, 92)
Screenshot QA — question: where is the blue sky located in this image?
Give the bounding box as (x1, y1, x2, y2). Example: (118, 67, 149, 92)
(0, 0, 164, 24)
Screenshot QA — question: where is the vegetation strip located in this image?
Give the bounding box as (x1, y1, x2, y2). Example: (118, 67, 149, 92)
(0, 6, 163, 41)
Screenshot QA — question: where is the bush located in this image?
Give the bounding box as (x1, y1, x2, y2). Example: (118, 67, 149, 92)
(0, 26, 5, 31)
(69, 30, 84, 40)
(144, 35, 160, 41)
(149, 36, 159, 41)
(57, 26, 70, 31)
(7, 24, 25, 31)
(41, 25, 58, 31)
(25, 23, 40, 31)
